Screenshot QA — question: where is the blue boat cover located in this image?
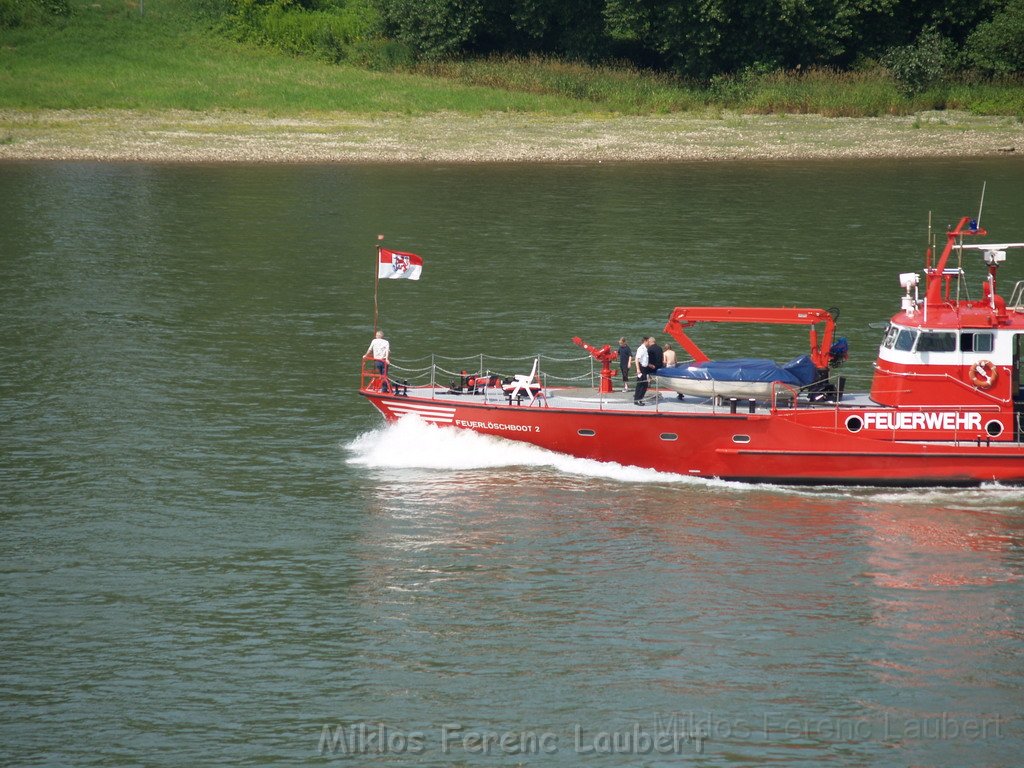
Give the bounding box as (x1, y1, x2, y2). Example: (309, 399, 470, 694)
(656, 355, 817, 386)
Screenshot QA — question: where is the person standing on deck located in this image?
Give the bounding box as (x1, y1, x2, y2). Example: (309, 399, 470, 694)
(647, 337, 664, 373)
(365, 330, 391, 392)
(618, 337, 633, 392)
(662, 342, 677, 367)
(633, 336, 651, 405)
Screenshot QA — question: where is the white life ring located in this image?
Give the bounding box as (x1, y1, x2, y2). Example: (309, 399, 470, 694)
(969, 360, 998, 389)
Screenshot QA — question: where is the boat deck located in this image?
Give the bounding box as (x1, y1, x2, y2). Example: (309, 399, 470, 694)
(395, 384, 879, 416)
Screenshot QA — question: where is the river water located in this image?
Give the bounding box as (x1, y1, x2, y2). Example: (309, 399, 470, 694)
(2, 158, 1024, 767)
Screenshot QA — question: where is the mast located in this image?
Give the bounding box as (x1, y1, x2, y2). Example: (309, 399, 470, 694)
(373, 234, 384, 333)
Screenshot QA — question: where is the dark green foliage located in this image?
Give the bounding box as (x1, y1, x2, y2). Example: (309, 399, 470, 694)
(1, 0, 70, 29)
(882, 27, 956, 95)
(603, 0, 861, 78)
(374, 0, 481, 59)
(602, 0, 1006, 79)
(478, 0, 609, 59)
(967, 0, 1024, 75)
(373, 0, 608, 61)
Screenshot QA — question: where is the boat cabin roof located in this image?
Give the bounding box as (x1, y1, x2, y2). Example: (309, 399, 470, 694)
(890, 303, 1024, 331)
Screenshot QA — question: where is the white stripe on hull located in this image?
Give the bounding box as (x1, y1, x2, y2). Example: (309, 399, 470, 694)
(385, 400, 457, 424)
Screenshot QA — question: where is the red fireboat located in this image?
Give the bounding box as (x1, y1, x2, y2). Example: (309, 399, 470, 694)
(360, 214, 1024, 485)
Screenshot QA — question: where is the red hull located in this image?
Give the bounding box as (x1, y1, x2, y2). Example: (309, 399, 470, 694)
(361, 389, 1024, 486)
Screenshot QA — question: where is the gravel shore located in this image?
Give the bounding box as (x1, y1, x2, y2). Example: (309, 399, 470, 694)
(1, 109, 1022, 163)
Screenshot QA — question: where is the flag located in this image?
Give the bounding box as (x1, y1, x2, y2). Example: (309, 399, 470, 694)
(378, 248, 423, 280)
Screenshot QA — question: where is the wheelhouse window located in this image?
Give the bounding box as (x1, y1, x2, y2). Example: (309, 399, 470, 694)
(894, 328, 918, 352)
(916, 331, 957, 353)
(961, 332, 994, 353)
(881, 324, 899, 349)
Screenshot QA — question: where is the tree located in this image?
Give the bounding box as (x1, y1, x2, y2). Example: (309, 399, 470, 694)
(966, 0, 1024, 75)
(374, 0, 483, 59)
(374, 0, 608, 60)
(603, 0, 727, 77)
(373, 0, 1011, 74)
(477, 0, 608, 59)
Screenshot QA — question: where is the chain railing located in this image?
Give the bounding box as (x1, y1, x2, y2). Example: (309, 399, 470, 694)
(367, 353, 880, 414)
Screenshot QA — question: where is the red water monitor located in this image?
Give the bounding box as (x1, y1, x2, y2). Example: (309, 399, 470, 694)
(572, 337, 617, 393)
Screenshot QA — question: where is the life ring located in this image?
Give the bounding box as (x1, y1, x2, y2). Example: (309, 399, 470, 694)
(969, 360, 998, 389)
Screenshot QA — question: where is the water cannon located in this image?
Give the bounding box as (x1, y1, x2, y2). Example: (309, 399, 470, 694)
(571, 336, 617, 393)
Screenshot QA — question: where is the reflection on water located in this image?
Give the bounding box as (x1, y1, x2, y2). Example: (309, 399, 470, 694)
(2, 159, 1023, 767)
(860, 506, 1022, 589)
(853, 505, 1022, 765)
(345, 415, 1024, 764)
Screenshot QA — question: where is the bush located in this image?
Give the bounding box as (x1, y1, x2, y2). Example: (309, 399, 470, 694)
(882, 28, 956, 95)
(374, 0, 481, 60)
(224, 0, 378, 62)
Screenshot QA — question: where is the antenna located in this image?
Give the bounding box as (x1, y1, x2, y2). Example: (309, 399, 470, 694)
(977, 181, 987, 228)
(926, 211, 932, 268)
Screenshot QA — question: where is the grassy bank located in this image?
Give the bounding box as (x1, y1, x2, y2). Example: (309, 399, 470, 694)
(1, 0, 1022, 162)
(2, 0, 1024, 117)
(0, 2, 583, 113)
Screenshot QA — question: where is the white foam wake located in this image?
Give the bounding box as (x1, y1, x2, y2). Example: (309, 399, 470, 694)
(852, 485, 1024, 510)
(346, 415, 740, 487)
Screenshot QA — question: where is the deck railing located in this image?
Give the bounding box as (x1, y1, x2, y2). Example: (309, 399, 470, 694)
(362, 351, 597, 404)
(365, 352, 866, 414)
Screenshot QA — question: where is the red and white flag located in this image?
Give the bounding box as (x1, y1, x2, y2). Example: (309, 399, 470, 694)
(378, 248, 423, 280)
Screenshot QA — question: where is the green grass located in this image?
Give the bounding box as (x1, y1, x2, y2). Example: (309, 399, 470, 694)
(0, 0, 589, 112)
(415, 55, 709, 114)
(2, 0, 1023, 116)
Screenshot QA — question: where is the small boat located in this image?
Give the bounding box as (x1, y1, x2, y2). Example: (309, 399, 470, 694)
(360, 214, 1024, 486)
(655, 356, 819, 399)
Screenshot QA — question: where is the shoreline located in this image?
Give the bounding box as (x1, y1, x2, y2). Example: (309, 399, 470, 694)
(1, 109, 1022, 163)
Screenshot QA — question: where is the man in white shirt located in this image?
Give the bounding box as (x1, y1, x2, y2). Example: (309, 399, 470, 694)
(365, 330, 391, 391)
(633, 336, 650, 405)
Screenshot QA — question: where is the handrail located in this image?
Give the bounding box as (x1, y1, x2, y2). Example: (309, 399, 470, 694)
(360, 356, 389, 393)
(393, 352, 592, 364)
(1008, 280, 1024, 312)
(770, 382, 800, 413)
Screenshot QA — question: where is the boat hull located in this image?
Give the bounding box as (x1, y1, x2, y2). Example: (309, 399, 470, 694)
(360, 389, 1024, 486)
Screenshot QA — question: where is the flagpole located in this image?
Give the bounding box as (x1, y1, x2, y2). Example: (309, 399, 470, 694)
(373, 234, 384, 334)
